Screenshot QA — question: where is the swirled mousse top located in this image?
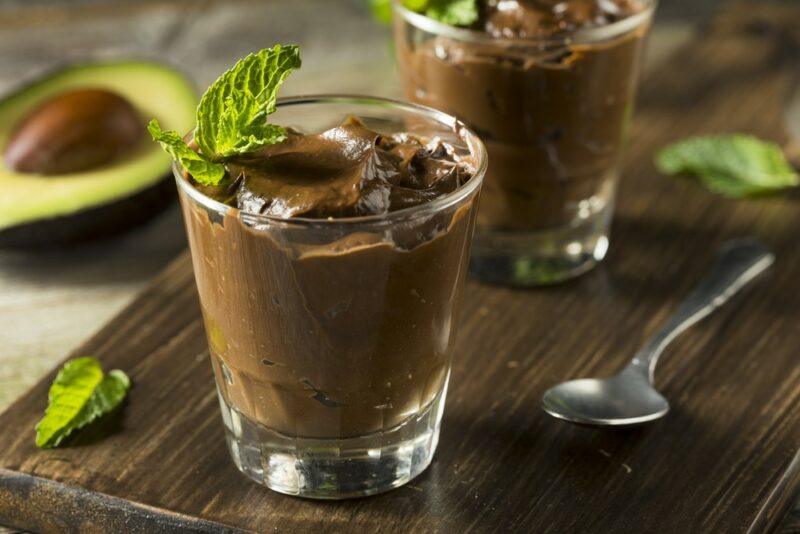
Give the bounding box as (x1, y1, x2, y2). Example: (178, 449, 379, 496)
(198, 116, 475, 219)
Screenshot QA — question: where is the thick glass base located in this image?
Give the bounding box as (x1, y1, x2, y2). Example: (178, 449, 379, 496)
(217, 383, 446, 499)
(470, 198, 613, 286)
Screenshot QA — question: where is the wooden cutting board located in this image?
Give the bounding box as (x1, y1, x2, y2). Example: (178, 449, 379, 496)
(2, 3, 800, 533)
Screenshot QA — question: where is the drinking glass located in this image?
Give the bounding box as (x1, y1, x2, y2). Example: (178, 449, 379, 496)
(175, 96, 486, 498)
(394, 1, 656, 285)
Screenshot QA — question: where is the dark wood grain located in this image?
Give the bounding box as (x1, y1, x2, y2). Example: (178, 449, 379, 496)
(2, 2, 800, 533)
(778, 506, 800, 534)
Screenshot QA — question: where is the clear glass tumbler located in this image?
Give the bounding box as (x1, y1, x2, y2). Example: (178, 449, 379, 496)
(175, 96, 486, 498)
(394, 1, 656, 285)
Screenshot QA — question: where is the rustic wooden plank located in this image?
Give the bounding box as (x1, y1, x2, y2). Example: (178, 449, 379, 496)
(0, 469, 245, 534)
(0, 1, 799, 533)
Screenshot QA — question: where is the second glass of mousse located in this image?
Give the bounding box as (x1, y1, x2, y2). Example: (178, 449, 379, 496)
(394, 0, 656, 285)
(176, 96, 485, 498)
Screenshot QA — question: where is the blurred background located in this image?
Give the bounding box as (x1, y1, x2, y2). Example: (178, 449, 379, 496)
(0, 0, 779, 408)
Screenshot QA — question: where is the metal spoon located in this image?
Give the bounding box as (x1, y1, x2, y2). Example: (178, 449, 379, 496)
(541, 239, 774, 428)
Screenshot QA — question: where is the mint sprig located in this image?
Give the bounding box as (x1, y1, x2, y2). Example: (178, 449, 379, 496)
(148, 44, 302, 187)
(656, 135, 799, 198)
(35, 357, 131, 449)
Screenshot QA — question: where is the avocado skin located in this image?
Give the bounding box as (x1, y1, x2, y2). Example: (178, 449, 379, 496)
(0, 176, 174, 248)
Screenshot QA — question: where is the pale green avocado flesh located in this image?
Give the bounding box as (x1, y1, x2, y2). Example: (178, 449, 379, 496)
(0, 61, 197, 232)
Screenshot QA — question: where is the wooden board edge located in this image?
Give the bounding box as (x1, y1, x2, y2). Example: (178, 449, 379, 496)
(0, 468, 248, 534)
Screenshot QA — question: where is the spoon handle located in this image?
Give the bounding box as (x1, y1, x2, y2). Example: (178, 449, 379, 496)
(631, 239, 774, 382)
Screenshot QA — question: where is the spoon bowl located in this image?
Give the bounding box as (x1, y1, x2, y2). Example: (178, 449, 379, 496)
(541, 369, 669, 427)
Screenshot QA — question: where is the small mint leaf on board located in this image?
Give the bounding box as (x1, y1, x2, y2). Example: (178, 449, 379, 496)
(147, 119, 225, 186)
(656, 134, 799, 198)
(35, 357, 131, 449)
(195, 44, 301, 159)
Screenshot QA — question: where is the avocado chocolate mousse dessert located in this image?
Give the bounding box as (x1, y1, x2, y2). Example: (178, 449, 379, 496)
(394, 0, 656, 284)
(150, 45, 486, 498)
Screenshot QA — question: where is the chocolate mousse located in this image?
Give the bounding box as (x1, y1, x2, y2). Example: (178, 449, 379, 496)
(197, 116, 473, 217)
(180, 116, 479, 438)
(396, 0, 651, 231)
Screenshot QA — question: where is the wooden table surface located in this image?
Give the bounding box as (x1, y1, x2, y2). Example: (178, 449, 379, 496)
(1, 0, 799, 532)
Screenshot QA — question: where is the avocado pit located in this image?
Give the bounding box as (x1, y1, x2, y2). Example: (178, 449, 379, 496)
(4, 88, 145, 175)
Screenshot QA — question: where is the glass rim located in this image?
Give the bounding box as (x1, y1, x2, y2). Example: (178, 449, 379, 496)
(393, 0, 657, 47)
(174, 94, 487, 227)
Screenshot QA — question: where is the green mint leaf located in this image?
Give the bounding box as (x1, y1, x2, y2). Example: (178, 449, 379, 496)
(80, 369, 130, 426)
(147, 119, 226, 186)
(35, 358, 103, 448)
(656, 135, 799, 198)
(35, 357, 131, 449)
(424, 0, 478, 26)
(195, 44, 301, 159)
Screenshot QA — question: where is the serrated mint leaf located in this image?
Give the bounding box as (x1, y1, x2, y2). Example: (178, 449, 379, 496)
(35, 357, 131, 449)
(195, 44, 301, 159)
(87, 370, 131, 422)
(656, 135, 799, 198)
(148, 45, 301, 186)
(148, 119, 225, 186)
(35, 358, 103, 448)
(424, 0, 478, 26)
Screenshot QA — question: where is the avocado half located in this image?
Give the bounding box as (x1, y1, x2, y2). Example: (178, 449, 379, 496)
(0, 61, 197, 247)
